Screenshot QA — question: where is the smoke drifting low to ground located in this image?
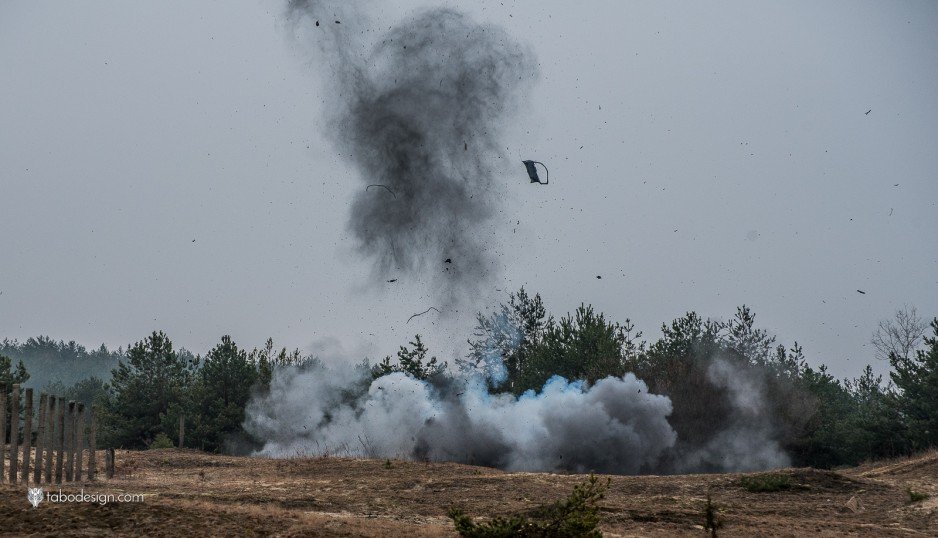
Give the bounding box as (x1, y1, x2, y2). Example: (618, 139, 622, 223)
(288, 1, 536, 306)
(243, 355, 793, 474)
(671, 358, 791, 473)
(246, 366, 677, 474)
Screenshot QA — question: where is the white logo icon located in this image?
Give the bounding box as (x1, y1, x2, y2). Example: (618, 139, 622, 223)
(27, 487, 43, 508)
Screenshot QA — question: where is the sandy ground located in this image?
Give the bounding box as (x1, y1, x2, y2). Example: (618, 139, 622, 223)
(0, 448, 934, 536)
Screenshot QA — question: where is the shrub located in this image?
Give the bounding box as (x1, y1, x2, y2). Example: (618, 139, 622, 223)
(907, 488, 929, 503)
(449, 474, 608, 537)
(740, 473, 792, 492)
(149, 433, 174, 450)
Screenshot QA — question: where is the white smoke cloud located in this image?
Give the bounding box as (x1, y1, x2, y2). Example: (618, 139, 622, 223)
(245, 364, 677, 474)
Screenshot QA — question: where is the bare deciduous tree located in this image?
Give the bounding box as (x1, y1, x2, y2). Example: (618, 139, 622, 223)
(872, 305, 926, 361)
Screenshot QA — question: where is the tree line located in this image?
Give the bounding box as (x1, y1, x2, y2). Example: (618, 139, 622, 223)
(1, 290, 935, 469)
(458, 291, 936, 468)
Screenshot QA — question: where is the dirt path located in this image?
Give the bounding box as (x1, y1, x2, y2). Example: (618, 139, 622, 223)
(0, 449, 934, 536)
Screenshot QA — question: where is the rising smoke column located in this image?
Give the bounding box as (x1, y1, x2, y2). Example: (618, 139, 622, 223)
(287, 1, 537, 304)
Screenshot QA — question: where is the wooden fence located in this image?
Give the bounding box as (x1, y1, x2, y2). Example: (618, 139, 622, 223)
(1, 384, 98, 485)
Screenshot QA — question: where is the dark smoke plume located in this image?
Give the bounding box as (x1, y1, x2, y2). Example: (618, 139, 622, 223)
(288, 1, 537, 304)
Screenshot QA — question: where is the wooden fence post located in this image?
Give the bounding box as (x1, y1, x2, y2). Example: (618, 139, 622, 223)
(55, 398, 65, 484)
(105, 448, 115, 479)
(88, 405, 97, 480)
(9, 384, 20, 483)
(34, 393, 47, 484)
(21, 388, 33, 483)
(178, 415, 185, 449)
(70, 402, 79, 481)
(0, 390, 6, 483)
(65, 401, 75, 482)
(75, 403, 85, 481)
(45, 396, 55, 484)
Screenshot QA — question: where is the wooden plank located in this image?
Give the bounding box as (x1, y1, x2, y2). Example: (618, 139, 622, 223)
(88, 405, 97, 480)
(55, 398, 64, 484)
(33, 393, 47, 484)
(65, 401, 75, 482)
(20, 388, 33, 483)
(75, 403, 85, 481)
(44, 396, 55, 484)
(9, 384, 20, 483)
(0, 390, 6, 483)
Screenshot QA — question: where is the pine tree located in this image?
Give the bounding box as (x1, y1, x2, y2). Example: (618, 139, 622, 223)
(101, 331, 196, 448)
(464, 287, 550, 392)
(372, 335, 445, 380)
(843, 365, 909, 459)
(518, 304, 629, 393)
(0, 353, 29, 394)
(891, 318, 938, 449)
(188, 336, 258, 452)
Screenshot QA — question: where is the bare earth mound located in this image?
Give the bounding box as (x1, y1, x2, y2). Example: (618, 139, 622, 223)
(1, 449, 935, 536)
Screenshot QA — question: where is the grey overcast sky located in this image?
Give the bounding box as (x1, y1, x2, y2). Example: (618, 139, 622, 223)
(1, 0, 936, 379)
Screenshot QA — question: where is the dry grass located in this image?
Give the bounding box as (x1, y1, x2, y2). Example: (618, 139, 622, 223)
(0, 448, 935, 536)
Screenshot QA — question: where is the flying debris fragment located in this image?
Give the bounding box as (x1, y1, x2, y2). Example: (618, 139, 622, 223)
(407, 307, 440, 323)
(522, 160, 549, 185)
(366, 184, 397, 198)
